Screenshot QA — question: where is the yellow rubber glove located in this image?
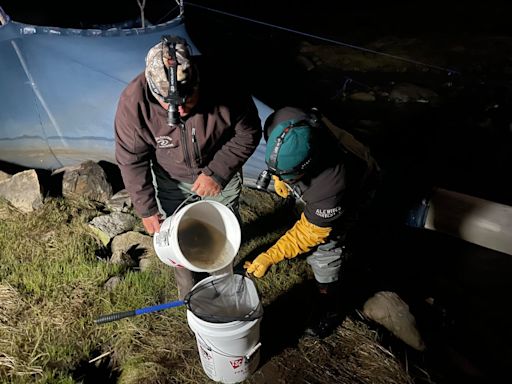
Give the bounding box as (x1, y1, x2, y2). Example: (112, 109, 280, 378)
(243, 252, 275, 278)
(244, 213, 332, 277)
(272, 175, 289, 198)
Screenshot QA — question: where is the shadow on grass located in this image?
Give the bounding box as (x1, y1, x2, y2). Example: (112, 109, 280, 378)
(71, 349, 120, 384)
(257, 278, 317, 362)
(240, 195, 297, 243)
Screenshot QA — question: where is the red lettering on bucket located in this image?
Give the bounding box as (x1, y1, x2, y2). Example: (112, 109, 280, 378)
(169, 259, 184, 268)
(229, 358, 244, 369)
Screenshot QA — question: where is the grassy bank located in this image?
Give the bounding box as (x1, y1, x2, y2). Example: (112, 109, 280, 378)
(0, 188, 411, 383)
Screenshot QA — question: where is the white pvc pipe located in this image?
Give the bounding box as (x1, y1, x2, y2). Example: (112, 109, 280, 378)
(423, 188, 512, 255)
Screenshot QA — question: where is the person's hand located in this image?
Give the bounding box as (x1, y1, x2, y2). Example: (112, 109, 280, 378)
(243, 253, 275, 278)
(142, 213, 162, 235)
(191, 173, 221, 197)
(272, 175, 289, 198)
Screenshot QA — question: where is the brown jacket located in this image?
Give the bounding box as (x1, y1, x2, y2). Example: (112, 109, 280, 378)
(115, 66, 262, 217)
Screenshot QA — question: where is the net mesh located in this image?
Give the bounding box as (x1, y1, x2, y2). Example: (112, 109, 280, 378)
(185, 273, 263, 323)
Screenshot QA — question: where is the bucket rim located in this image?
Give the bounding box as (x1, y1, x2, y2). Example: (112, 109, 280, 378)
(186, 274, 262, 327)
(187, 308, 261, 339)
(155, 200, 241, 272)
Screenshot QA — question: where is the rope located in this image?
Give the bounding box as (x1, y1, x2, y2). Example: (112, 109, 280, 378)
(155, 5, 180, 24)
(184, 2, 460, 76)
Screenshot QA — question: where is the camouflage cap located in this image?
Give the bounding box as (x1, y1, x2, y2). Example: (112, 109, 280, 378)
(145, 38, 193, 102)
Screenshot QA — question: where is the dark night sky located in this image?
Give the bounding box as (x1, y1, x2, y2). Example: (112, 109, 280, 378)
(2, 0, 512, 37)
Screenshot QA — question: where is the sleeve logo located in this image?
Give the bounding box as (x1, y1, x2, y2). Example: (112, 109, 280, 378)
(315, 206, 343, 218)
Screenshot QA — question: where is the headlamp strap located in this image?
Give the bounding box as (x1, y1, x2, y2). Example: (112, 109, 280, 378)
(161, 35, 184, 105)
(268, 126, 290, 169)
(161, 35, 190, 126)
(267, 119, 313, 175)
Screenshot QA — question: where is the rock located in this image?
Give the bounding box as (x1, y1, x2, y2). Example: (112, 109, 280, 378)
(139, 257, 152, 272)
(106, 189, 132, 212)
(389, 83, 438, 103)
(61, 160, 113, 203)
(0, 169, 43, 212)
(110, 231, 155, 267)
(349, 92, 376, 102)
(89, 212, 138, 246)
(0, 171, 11, 182)
(363, 291, 426, 351)
(296, 54, 316, 71)
(103, 276, 121, 291)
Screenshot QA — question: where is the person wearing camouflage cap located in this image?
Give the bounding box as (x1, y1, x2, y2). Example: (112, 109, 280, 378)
(115, 36, 262, 299)
(144, 37, 196, 106)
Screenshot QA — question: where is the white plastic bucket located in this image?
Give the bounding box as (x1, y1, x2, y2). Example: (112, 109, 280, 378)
(187, 275, 262, 384)
(153, 200, 241, 272)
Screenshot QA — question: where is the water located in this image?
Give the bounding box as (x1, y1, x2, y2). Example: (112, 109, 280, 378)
(177, 217, 234, 270)
(214, 264, 252, 318)
(178, 218, 256, 320)
(209, 266, 249, 319)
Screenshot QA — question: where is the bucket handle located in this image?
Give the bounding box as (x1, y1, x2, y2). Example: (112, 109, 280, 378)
(166, 193, 201, 234)
(196, 333, 262, 362)
(170, 193, 201, 217)
(245, 342, 262, 361)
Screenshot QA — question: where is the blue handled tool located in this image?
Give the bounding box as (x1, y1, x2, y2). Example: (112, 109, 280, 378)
(95, 300, 185, 324)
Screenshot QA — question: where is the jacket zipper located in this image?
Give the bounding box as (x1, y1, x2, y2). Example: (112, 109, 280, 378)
(191, 127, 202, 165)
(180, 123, 193, 170)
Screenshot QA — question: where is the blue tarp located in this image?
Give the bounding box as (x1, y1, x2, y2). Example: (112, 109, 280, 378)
(0, 8, 271, 183)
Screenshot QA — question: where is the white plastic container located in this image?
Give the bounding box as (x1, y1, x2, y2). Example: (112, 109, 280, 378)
(186, 275, 262, 384)
(153, 200, 241, 272)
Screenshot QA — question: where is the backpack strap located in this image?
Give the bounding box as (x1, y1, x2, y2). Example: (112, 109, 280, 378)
(319, 114, 372, 165)
(314, 111, 380, 186)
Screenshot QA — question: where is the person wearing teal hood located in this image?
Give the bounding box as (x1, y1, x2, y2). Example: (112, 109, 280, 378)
(245, 106, 381, 338)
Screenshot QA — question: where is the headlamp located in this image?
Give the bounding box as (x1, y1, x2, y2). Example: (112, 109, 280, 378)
(161, 35, 188, 126)
(255, 169, 272, 190)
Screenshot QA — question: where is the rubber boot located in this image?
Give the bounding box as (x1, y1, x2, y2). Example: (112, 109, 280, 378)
(304, 281, 341, 339)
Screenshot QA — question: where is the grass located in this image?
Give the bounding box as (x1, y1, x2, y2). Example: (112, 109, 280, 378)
(0, 188, 413, 384)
